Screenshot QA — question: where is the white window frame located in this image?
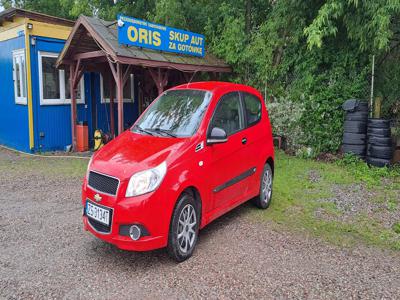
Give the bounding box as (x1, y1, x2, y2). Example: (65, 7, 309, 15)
(12, 49, 27, 105)
(100, 73, 135, 103)
(38, 51, 85, 105)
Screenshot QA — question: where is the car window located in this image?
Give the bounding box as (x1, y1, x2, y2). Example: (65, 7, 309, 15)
(210, 92, 244, 136)
(133, 89, 212, 137)
(243, 93, 261, 126)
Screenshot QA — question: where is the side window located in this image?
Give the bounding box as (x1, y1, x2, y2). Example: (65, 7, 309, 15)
(12, 49, 27, 105)
(210, 92, 243, 136)
(243, 93, 262, 126)
(100, 74, 135, 103)
(38, 51, 85, 105)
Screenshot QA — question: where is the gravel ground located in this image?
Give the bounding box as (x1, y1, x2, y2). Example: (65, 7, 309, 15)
(1, 148, 400, 299)
(317, 182, 400, 229)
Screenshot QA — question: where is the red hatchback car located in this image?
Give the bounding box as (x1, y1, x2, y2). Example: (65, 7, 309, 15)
(82, 81, 274, 261)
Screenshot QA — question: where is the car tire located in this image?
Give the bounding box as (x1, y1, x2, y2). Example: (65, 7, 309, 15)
(368, 118, 391, 129)
(343, 120, 367, 134)
(342, 144, 366, 156)
(367, 127, 391, 137)
(368, 145, 393, 160)
(368, 136, 392, 147)
(342, 133, 367, 145)
(345, 111, 368, 122)
(167, 192, 199, 262)
(366, 157, 391, 168)
(253, 163, 273, 209)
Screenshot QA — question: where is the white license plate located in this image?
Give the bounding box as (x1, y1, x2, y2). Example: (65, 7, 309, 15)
(86, 201, 111, 226)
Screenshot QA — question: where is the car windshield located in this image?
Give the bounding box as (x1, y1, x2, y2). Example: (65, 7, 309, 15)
(133, 89, 212, 137)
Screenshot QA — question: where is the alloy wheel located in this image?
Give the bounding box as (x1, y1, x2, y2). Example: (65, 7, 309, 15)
(177, 204, 197, 254)
(261, 167, 272, 204)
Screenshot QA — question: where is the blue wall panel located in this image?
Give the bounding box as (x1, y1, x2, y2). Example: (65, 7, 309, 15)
(0, 35, 30, 152)
(0, 34, 140, 153)
(30, 36, 88, 152)
(93, 73, 139, 140)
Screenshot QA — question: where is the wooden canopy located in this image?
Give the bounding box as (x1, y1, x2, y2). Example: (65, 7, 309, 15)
(56, 15, 231, 151)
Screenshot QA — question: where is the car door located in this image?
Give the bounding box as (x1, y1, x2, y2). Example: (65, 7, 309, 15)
(239, 91, 264, 197)
(207, 92, 250, 212)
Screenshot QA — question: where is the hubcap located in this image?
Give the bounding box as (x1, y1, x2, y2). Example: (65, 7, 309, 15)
(261, 168, 272, 203)
(177, 204, 197, 254)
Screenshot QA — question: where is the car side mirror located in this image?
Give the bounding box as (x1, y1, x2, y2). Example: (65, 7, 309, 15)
(207, 127, 228, 145)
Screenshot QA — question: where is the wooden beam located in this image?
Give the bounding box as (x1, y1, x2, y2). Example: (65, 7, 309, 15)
(116, 55, 231, 73)
(109, 76, 115, 138)
(72, 50, 105, 60)
(69, 64, 77, 151)
(116, 62, 124, 135)
(122, 65, 133, 86)
(148, 68, 169, 95)
(108, 59, 118, 83)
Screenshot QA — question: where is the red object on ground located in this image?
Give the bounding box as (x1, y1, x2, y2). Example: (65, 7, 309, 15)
(82, 82, 274, 256)
(76, 123, 88, 152)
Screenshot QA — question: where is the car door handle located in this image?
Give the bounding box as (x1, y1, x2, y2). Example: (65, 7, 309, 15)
(242, 137, 247, 145)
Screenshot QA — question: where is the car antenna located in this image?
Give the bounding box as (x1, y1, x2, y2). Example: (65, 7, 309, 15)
(186, 70, 198, 89)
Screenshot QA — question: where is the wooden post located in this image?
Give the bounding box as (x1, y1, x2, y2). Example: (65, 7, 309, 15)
(116, 63, 124, 135)
(108, 76, 115, 138)
(148, 68, 169, 95)
(69, 60, 84, 151)
(70, 64, 77, 151)
(108, 60, 125, 135)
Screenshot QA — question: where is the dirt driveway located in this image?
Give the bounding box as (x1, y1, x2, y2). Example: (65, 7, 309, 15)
(0, 148, 399, 299)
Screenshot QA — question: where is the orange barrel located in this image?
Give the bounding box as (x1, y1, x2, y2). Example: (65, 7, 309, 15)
(76, 121, 89, 152)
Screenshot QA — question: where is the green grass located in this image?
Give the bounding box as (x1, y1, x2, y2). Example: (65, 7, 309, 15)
(252, 151, 400, 251)
(0, 153, 88, 178)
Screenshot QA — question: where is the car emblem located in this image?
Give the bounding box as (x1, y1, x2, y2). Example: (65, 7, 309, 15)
(94, 194, 102, 202)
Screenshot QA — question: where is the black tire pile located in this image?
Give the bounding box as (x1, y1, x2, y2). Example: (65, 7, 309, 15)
(342, 101, 368, 158)
(366, 119, 392, 167)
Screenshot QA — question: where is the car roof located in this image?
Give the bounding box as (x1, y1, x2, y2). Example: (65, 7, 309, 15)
(172, 81, 261, 97)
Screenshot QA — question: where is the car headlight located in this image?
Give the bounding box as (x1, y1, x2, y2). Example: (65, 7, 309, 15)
(125, 161, 167, 197)
(86, 156, 93, 179)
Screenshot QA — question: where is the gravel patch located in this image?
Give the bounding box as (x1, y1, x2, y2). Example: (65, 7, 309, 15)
(317, 183, 400, 229)
(1, 148, 400, 299)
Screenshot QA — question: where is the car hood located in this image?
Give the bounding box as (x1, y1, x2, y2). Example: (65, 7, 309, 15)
(90, 131, 189, 180)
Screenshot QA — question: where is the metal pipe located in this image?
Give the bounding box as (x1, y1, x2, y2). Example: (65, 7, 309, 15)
(370, 55, 375, 117)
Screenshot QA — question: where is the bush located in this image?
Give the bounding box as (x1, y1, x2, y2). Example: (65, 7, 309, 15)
(267, 97, 305, 151)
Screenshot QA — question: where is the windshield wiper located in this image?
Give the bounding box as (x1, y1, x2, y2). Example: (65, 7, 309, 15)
(133, 125, 154, 136)
(149, 128, 177, 138)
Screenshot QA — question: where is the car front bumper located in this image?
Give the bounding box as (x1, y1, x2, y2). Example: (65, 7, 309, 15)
(81, 179, 174, 252)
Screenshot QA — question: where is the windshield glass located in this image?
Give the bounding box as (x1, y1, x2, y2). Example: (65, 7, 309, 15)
(133, 89, 212, 137)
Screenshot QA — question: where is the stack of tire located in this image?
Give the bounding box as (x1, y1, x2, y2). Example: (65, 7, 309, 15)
(342, 100, 369, 159)
(366, 119, 392, 167)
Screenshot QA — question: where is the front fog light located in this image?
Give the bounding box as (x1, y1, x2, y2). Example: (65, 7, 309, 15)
(129, 225, 141, 241)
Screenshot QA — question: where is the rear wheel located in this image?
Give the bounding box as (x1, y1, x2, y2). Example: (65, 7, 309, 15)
(253, 163, 273, 209)
(167, 192, 199, 262)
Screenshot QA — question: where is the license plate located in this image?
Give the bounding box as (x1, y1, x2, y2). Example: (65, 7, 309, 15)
(86, 200, 111, 226)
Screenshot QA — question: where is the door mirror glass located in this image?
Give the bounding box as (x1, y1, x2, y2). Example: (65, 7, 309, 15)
(207, 127, 228, 145)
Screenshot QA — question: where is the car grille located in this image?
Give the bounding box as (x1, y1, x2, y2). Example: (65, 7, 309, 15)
(87, 216, 112, 234)
(88, 171, 119, 196)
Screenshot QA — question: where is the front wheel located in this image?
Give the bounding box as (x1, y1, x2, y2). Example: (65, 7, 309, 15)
(167, 192, 199, 262)
(253, 163, 273, 209)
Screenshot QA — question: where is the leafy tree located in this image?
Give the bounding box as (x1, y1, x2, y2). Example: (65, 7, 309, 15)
(2, 0, 399, 153)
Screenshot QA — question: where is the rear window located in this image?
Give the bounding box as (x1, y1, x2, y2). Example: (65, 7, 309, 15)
(243, 93, 261, 126)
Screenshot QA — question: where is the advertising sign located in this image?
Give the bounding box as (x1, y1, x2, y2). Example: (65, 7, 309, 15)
(117, 15, 205, 57)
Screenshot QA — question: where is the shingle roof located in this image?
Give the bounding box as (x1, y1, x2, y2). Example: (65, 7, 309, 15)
(0, 7, 74, 27)
(57, 15, 231, 73)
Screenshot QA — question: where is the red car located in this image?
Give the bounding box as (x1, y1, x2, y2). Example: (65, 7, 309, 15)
(82, 81, 274, 262)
